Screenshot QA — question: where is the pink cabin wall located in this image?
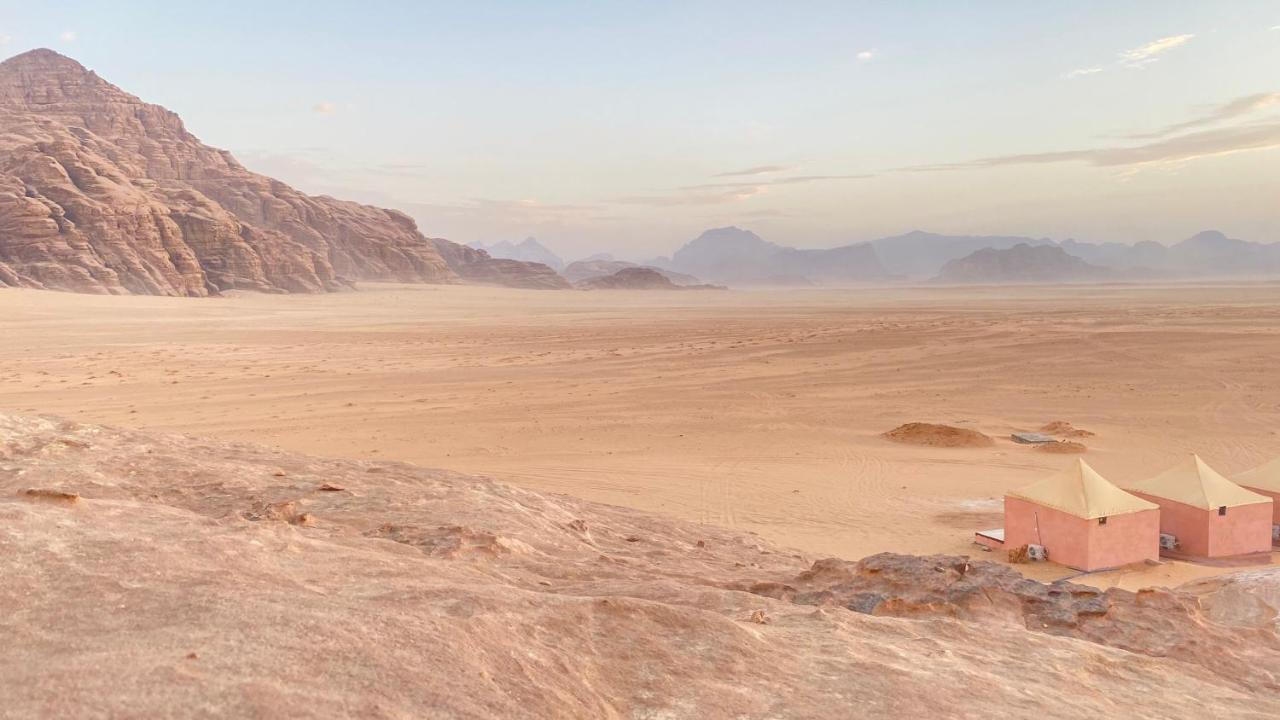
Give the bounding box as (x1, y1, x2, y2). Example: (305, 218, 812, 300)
(1086, 508, 1160, 569)
(1133, 492, 1273, 557)
(1238, 486, 1280, 524)
(1208, 501, 1273, 556)
(1004, 497, 1159, 571)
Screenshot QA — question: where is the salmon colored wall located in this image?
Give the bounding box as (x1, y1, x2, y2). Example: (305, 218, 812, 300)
(1207, 501, 1273, 556)
(1133, 492, 1273, 557)
(1134, 492, 1210, 555)
(1238, 486, 1280, 524)
(1003, 497, 1155, 571)
(1086, 508, 1160, 569)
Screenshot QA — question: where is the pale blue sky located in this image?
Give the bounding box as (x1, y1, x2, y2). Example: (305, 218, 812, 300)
(2, 1, 1278, 259)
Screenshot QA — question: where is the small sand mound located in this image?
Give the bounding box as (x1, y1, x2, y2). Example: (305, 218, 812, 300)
(1039, 421, 1095, 438)
(1036, 440, 1088, 454)
(882, 423, 994, 448)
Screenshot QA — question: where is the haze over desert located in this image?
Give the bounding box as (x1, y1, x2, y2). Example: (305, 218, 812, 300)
(5, 3, 1280, 716)
(5, 282, 1278, 590)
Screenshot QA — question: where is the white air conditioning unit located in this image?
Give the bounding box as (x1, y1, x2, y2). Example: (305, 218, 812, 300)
(1026, 544, 1047, 561)
(1159, 533, 1179, 550)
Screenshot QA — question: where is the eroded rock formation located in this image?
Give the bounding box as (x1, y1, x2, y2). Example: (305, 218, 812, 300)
(0, 49, 560, 295)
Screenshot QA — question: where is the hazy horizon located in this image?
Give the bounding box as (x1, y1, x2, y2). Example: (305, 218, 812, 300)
(2, 1, 1278, 259)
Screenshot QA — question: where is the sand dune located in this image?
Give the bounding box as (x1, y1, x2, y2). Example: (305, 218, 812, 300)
(2, 282, 1279, 590)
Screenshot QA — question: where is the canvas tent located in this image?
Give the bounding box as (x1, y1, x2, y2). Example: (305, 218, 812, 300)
(1127, 454, 1272, 557)
(1233, 457, 1280, 526)
(997, 459, 1159, 571)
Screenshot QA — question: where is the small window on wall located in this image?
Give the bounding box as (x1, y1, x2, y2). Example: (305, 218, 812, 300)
(1098, 516, 1107, 525)
(1219, 506, 1227, 516)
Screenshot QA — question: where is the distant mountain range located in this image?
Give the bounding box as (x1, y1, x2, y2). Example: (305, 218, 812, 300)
(469, 237, 565, 272)
(642, 227, 1280, 286)
(662, 227, 889, 285)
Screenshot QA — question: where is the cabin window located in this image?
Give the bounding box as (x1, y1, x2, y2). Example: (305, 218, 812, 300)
(1218, 506, 1227, 516)
(1098, 516, 1107, 526)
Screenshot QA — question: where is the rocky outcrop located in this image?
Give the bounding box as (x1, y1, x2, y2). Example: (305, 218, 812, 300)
(563, 258, 706, 286)
(576, 266, 678, 289)
(0, 49, 554, 295)
(3, 411, 1279, 717)
(933, 243, 1109, 284)
(430, 238, 570, 289)
(739, 553, 1280, 694)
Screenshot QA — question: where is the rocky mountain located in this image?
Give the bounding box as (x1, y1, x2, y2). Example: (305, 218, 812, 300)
(3, 412, 1279, 717)
(563, 258, 705, 286)
(429, 239, 569, 289)
(469, 236, 565, 272)
(873, 230, 1280, 280)
(576, 266, 681, 289)
(669, 227, 889, 285)
(933, 243, 1110, 284)
(870, 231, 1054, 278)
(0, 49, 562, 295)
(575, 266, 724, 290)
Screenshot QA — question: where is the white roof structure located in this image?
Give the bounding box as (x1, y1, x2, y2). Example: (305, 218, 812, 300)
(1007, 459, 1157, 520)
(1234, 457, 1280, 494)
(1127, 454, 1271, 511)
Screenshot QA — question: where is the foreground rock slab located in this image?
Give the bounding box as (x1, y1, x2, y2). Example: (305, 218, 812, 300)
(2, 412, 1278, 718)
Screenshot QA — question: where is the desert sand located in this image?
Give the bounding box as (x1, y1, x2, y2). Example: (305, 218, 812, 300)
(3, 282, 1279, 590)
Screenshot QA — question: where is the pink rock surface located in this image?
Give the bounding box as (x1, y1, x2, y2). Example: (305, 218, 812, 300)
(2, 412, 1278, 718)
(0, 49, 565, 295)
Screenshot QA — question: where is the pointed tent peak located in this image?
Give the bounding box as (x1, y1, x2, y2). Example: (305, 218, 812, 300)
(1007, 459, 1157, 520)
(1233, 456, 1280, 493)
(1128, 454, 1271, 510)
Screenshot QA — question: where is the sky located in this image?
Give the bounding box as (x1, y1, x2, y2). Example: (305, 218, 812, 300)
(1, 1, 1278, 260)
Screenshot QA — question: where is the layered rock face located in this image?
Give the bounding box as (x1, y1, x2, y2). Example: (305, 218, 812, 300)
(3, 412, 1279, 717)
(0, 49, 557, 295)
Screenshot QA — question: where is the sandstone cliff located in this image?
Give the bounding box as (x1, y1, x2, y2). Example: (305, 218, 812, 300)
(3, 412, 1278, 718)
(0, 49, 561, 295)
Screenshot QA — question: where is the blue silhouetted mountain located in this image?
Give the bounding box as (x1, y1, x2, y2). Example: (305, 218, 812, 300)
(669, 227, 889, 285)
(468, 237, 565, 272)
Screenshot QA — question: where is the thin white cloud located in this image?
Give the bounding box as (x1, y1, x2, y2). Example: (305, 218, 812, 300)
(59, 30, 77, 43)
(0, 34, 12, 46)
(1064, 67, 1103, 79)
(1119, 33, 1194, 68)
(857, 49, 876, 62)
(617, 186, 767, 207)
(684, 174, 874, 191)
(714, 164, 792, 177)
(1128, 91, 1280, 139)
(312, 102, 338, 115)
(904, 121, 1280, 172)
(1063, 33, 1195, 78)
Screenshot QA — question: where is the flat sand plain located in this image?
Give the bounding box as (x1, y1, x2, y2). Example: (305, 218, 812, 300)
(3, 282, 1278, 588)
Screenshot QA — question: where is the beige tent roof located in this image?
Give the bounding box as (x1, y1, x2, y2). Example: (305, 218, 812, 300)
(1234, 457, 1280, 494)
(1007, 459, 1157, 520)
(1126, 454, 1271, 510)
